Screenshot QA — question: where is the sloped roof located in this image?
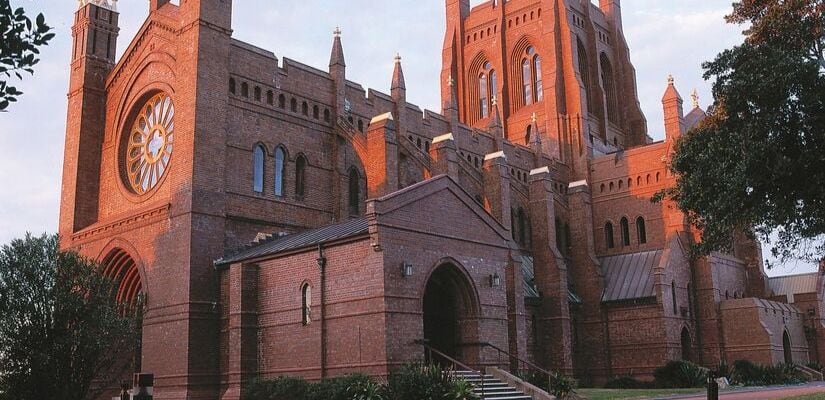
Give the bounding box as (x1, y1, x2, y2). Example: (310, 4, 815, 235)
(522, 256, 582, 304)
(684, 107, 707, 131)
(768, 272, 819, 303)
(600, 250, 662, 302)
(215, 218, 369, 266)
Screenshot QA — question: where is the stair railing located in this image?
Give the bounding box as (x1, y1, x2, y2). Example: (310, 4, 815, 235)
(462, 341, 559, 395)
(415, 340, 486, 398)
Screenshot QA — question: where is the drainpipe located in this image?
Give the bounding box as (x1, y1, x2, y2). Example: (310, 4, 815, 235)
(317, 244, 328, 379)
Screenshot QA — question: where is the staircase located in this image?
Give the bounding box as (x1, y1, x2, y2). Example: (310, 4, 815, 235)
(453, 370, 534, 400)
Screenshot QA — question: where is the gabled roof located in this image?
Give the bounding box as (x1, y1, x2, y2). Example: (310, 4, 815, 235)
(600, 250, 662, 302)
(684, 107, 707, 131)
(214, 218, 368, 267)
(768, 272, 820, 303)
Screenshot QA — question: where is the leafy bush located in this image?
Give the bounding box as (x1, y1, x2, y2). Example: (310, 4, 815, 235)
(730, 360, 808, 386)
(386, 363, 455, 400)
(306, 374, 380, 400)
(653, 360, 708, 388)
(716, 360, 731, 381)
(246, 376, 310, 400)
(604, 376, 654, 389)
(445, 379, 479, 400)
(516, 370, 576, 398)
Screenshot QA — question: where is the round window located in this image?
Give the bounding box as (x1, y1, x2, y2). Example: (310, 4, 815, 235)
(123, 93, 174, 195)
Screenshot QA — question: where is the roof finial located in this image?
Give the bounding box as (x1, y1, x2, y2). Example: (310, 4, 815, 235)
(394, 53, 402, 64)
(334, 26, 342, 37)
(691, 89, 700, 109)
(667, 74, 675, 85)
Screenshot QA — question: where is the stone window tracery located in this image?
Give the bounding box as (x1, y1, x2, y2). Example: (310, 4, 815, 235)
(123, 93, 174, 195)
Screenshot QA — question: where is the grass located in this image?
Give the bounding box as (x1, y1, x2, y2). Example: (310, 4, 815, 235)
(779, 395, 825, 400)
(576, 388, 704, 400)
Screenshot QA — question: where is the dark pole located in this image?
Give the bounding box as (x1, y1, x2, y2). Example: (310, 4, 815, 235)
(707, 370, 719, 400)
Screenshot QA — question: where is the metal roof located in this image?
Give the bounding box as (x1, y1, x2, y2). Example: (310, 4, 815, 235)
(215, 218, 369, 266)
(768, 272, 819, 303)
(521, 256, 582, 304)
(599, 250, 662, 302)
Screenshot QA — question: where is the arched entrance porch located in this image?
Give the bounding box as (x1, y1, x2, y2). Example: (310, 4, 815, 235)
(422, 262, 481, 366)
(101, 248, 145, 372)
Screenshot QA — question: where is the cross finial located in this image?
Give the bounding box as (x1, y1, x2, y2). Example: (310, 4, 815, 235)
(334, 27, 342, 37)
(394, 53, 402, 64)
(667, 74, 675, 85)
(691, 89, 700, 109)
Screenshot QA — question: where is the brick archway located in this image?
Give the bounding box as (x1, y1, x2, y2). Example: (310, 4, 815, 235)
(101, 248, 144, 372)
(423, 262, 481, 366)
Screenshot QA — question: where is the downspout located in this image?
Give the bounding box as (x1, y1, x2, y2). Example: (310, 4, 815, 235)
(317, 243, 328, 379)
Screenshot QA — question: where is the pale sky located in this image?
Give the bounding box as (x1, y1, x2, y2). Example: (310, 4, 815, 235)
(0, 0, 814, 276)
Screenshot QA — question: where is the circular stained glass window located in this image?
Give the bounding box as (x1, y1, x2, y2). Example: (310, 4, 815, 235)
(124, 93, 174, 195)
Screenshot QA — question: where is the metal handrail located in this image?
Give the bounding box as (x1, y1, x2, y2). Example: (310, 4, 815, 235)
(462, 341, 558, 394)
(415, 340, 486, 398)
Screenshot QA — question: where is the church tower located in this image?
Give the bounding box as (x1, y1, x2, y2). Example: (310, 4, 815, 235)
(441, 0, 648, 176)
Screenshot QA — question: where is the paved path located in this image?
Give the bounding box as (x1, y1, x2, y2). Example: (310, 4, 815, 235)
(666, 382, 825, 400)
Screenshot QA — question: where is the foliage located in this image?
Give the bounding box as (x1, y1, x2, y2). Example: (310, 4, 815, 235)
(654, 0, 825, 264)
(652, 360, 708, 388)
(517, 369, 577, 398)
(0, 234, 142, 400)
(604, 376, 654, 389)
(246, 376, 311, 400)
(716, 360, 732, 381)
(0, 0, 54, 111)
(730, 360, 809, 386)
(245, 364, 481, 400)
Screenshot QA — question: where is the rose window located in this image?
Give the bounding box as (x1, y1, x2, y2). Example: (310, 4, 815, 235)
(124, 93, 174, 194)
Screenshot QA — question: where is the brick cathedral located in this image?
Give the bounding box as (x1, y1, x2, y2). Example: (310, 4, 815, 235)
(60, 0, 825, 398)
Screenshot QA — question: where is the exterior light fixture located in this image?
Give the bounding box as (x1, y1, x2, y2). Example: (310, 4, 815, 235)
(490, 272, 501, 287)
(401, 262, 413, 277)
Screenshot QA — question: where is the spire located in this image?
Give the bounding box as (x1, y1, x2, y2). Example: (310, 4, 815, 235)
(662, 74, 682, 103)
(488, 96, 503, 132)
(662, 75, 685, 141)
(391, 53, 406, 91)
(329, 27, 346, 68)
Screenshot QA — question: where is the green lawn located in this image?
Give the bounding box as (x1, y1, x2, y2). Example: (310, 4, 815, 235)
(575, 388, 704, 400)
(779, 394, 825, 400)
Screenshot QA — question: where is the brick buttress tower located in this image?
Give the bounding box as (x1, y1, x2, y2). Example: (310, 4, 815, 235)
(60, 0, 233, 398)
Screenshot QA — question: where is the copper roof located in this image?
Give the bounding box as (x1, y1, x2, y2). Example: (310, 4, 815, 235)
(600, 250, 662, 302)
(522, 256, 582, 303)
(768, 272, 819, 303)
(215, 218, 369, 266)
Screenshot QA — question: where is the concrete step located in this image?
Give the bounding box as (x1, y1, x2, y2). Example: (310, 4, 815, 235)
(450, 370, 534, 400)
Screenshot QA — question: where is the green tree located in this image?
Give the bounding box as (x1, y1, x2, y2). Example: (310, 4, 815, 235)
(1, 0, 54, 111)
(0, 234, 142, 400)
(657, 0, 825, 264)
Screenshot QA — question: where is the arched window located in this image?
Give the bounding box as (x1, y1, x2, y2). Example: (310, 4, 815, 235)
(605, 222, 615, 249)
(620, 217, 630, 246)
(783, 331, 793, 364)
(254, 86, 261, 101)
(295, 154, 307, 198)
(302, 283, 312, 325)
(229, 78, 236, 94)
(241, 82, 249, 98)
(576, 38, 594, 113)
(533, 55, 543, 102)
(324, 109, 331, 122)
(252, 144, 265, 193)
(636, 217, 647, 244)
(522, 58, 533, 105)
(358, 119, 364, 132)
(490, 70, 498, 102)
(479, 73, 489, 118)
(672, 281, 678, 314)
(278, 94, 286, 108)
(313, 105, 319, 119)
(600, 53, 619, 124)
(267, 90, 274, 105)
(274, 146, 286, 197)
(290, 98, 297, 112)
(301, 101, 308, 116)
(348, 168, 360, 215)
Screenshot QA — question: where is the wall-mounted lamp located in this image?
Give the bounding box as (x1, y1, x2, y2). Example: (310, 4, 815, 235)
(490, 272, 501, 287)
(401, 262, 413, 277)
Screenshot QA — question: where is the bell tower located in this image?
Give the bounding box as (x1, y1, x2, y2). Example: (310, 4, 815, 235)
(60, 0, 119, 240)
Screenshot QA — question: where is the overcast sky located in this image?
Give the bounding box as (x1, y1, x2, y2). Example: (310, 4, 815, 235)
(0, 0, 814, 276)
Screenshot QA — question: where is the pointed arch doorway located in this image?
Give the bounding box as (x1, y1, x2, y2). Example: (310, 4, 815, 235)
(102, 248, 145, 372)
(422, 262, 481, 366)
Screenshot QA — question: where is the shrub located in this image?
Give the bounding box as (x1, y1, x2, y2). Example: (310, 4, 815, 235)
(245, 377, 310, 400)
(730, 360, 809, 386)
(653, 360, 708, 388)
(731, 360, 763, 386)
(516, 370, 576, 398)
(306, 374, 379, 400)
(386, 363, 455, 400)
(604, 376, 654, 389)
(445, 379, 479, 400)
